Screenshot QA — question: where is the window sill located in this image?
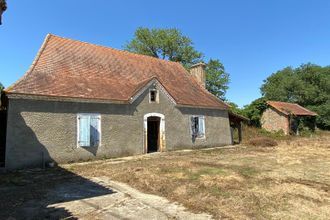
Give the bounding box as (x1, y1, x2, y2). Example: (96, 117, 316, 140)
(192, 135, 206, 140)
(78, 145, 100, 148)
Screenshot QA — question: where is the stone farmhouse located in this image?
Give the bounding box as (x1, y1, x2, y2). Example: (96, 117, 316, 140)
(0, 34, 239, 169)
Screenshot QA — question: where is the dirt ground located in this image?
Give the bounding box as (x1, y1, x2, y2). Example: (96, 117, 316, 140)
(0, 132, 329, 219)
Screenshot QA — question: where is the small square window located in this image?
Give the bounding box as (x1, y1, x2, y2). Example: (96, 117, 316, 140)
(149, 90, 158, 103)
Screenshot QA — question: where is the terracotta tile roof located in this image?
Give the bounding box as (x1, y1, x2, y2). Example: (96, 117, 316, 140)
(267, 101, 317, 116)
(6, 34, 228, 109)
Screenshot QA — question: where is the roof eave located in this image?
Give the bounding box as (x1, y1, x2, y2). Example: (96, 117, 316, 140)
(292, 113, 318, 117)
(176, 103, 228, 110)
(6, 92, 228, 110)
(228, 111, 249, 121)
(5, 92, 129, 104)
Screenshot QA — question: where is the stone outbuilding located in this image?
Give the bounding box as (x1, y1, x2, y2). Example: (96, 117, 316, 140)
(261, 101, 317, 135)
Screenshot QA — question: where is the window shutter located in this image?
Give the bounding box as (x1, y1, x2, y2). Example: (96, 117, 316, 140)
(199, 116, 205, 136)
(190, 116, 195, 136)
(78, 115, 91, 147)
(90, 116, 100, 147)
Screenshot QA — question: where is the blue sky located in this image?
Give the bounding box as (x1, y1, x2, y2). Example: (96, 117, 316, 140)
(1, 0, 330, 107)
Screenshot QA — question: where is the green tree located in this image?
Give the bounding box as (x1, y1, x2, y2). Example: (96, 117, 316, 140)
(260, 67, 302, 102)
(125, 27, 202, 66)
(226, 101, 244, 115)
(205, 59, 229, 99)
(0, 0, 7, 25)
(241, 98, 268, 127)
(0, 82, 3, 109)
(261, 63, 330, 129)
(125, 27, 229, 99)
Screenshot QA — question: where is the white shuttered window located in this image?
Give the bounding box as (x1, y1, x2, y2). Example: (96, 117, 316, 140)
(190, 116, 205, 138)
(77, 114, 101, 147)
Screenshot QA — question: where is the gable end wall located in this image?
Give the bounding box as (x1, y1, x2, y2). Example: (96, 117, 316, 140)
(261, 107, 289, 135)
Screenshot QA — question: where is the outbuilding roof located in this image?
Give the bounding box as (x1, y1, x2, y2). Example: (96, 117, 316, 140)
(267, 101, 317, 116)
(5, 34, 229, 109)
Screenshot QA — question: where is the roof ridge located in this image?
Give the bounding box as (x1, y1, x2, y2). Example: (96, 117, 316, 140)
(5, 34, 52, 92)
(48, 33, 182, 66)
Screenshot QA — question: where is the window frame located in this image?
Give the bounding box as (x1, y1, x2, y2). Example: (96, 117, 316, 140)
(77, 113, 102, 148)
(190, 115, 206, 139)
(149, 89, 159, 103)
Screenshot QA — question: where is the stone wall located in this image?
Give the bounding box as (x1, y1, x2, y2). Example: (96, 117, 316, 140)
(261, 107, 289, 135)
(5, 84, 232, 169)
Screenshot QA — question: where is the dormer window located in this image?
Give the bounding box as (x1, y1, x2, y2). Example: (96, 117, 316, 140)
(149, 89, 159, 103)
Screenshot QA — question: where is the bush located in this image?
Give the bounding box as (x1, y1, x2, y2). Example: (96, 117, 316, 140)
(259, 128, 285, 138)
(247, 137, 278, 147)
(243, 125, 288, 141)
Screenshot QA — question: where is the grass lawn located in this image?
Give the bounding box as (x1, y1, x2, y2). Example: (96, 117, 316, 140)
(65, 132, 330, 219)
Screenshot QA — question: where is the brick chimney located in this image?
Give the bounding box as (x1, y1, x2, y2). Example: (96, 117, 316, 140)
(189, 62, 206, 87)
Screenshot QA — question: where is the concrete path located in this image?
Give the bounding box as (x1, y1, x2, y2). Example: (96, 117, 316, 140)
(48, 176, 213, 220)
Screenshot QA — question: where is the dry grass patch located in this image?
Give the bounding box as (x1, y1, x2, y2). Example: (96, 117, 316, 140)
(1, 132, 328, 219)
(247, 137, 278, 147)
(65, 132, 330, 219)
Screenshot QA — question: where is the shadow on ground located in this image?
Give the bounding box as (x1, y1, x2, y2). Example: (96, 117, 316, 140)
(0, 111, 115, 219)
(0, 167, 115, 220)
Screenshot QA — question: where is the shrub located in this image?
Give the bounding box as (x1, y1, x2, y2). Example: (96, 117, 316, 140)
(247, 137, 278, 147)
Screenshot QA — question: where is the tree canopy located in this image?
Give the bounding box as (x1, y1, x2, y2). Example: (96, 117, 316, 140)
(205, 59, 229, 99)
(0, 0, 6, 11)
(0, 82, 3, 108)
(0, 0, 7, 25)
(240, 98, 268, 127)
(125, 28, 202, 66)
(226, 101, 244, 115)
(125, 27, 229, 99)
